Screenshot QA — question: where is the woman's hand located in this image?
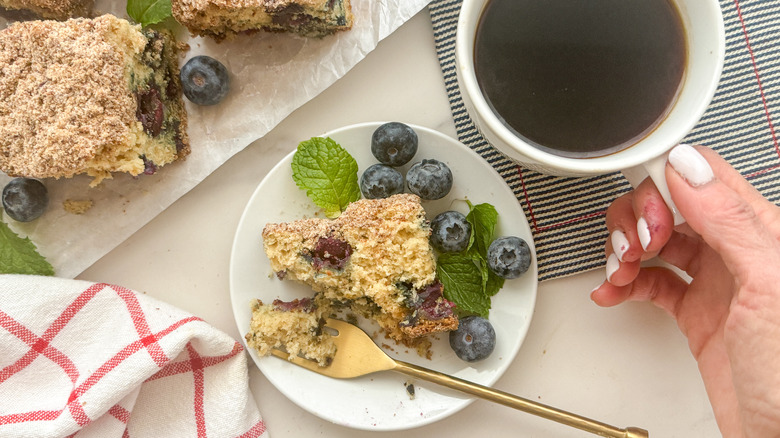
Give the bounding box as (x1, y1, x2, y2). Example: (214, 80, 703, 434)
(591, 144, 780, 437)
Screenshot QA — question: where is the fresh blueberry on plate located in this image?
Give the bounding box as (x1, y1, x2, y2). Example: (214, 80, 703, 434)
(449, 316, 496, 362)
(430, 211, 471, 253)
(406, 159, 452, 200)
(359, 163, 404, 199)
(487, 236, 531, 279)
(371, 122, 418, 167)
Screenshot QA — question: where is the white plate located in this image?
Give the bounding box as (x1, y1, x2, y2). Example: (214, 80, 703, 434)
(229, 122, 538, 431)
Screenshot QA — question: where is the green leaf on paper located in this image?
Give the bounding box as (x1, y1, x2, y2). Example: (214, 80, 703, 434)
(127, 0, 172, 26)
(0, 216, 54, 276)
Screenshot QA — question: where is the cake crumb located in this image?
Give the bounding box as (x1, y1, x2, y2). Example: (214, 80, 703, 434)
(63, 199, 93, 215)
(404, 381, 416, 400)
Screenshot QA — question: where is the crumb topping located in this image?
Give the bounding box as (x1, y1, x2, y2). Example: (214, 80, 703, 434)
(0, 0, 93, 20)
(0, 15, 145, 179)
(63, 199, 93, 214)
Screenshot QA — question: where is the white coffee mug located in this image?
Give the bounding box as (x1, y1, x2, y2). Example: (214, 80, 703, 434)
(455, 0, 726, 224)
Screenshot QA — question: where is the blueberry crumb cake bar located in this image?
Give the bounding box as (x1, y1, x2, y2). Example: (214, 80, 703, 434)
(171, 0, 353, 41)
(0, 0, 93, 20)
(0, 14, 189, 186)
(247, 194, 459, 363)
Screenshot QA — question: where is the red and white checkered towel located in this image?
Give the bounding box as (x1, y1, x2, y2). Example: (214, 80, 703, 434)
(0, 275, 268, 438)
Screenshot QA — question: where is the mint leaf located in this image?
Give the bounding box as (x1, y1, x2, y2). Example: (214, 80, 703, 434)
(127, 0, 172, 26)
(437, 253, 490, 317)
(485, 269, 505, 297)
(291, 137, 360, 218)
(0, 219, 54, 276)
(435, 201, 502, 317)
(465, 201, 498, 257)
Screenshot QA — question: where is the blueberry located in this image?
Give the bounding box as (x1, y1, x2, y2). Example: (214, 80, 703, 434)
(360, 164, 404, 199)
(2, 178, 49, 222)
(430, 211, 471, 253)
(180, 56, 230, 106)
(487, 236, 531, 279)
(311, 237, 352, 270)
(406, 159, 453, 200)
(371, 122, 418, 166)
(449, 316, 496, 362)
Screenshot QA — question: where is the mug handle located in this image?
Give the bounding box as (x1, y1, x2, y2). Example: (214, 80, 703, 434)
(621, 153, 686, 226)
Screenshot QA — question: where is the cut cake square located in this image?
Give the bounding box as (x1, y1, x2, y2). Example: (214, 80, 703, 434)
(0, 0, 93, 20)
(0, 14, 189, 186)
(171, 0, 353, 41)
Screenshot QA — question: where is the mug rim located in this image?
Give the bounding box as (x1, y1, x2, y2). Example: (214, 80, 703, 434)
(455, 0, 726, 175)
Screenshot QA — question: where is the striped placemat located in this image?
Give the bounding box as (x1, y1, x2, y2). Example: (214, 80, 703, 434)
(429, 0, 780, 282)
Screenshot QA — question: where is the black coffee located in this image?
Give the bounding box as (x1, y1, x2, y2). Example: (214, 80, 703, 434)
(474, 0, 686, 158)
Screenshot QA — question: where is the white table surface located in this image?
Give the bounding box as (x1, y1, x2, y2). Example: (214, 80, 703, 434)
(78, 9, 720, 438)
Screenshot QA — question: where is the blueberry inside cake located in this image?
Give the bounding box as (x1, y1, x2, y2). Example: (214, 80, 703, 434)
(249, 194, 459, 362)
(0, 0, 93, 20)
(0, 14, 189, 186)
(171, 0, 353, 41)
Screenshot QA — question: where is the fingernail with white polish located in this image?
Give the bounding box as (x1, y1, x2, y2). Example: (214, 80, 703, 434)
(606, 253, 620, 283)
(637, 216, 652, 251)
(668, 144, 715, 187)
(610, 229, 630, 262)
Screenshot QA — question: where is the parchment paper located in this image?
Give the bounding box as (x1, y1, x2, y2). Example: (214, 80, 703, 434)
(0, 0, 430, 278)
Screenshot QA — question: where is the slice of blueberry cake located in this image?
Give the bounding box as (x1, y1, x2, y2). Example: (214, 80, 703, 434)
(0, 0, 93, 20)
(171, 0, 353, 41)
(257, 194, 459, 355)
(0, 14, 189, 186)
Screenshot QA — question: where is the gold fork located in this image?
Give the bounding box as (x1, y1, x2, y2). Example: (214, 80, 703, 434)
(271, 318, 649, 437)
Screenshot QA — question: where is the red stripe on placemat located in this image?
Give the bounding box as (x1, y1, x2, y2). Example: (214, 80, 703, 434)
(733, 0, 780, 179)
(515, 165, 539, 230)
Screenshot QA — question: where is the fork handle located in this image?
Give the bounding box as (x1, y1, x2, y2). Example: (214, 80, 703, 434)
(392, 360, 648, 438)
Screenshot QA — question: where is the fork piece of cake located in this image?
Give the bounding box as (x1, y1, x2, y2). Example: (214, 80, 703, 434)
(245, 297, 336, 366)
(171, 0, 353, 41)
(0, 14, 190, 186)
(260, 194, 459, 351)
(0, 0, 93, 20)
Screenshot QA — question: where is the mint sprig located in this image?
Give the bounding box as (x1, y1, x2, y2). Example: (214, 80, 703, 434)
(437, 201, 502, 317)
(127, 0, 172, 26)
(437, 253, 491, 317)
(291, 137, 361, 219)
(0, 216, 54, 276)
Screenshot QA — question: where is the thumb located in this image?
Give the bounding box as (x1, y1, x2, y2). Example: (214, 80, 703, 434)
(665, 144, 779, 280)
